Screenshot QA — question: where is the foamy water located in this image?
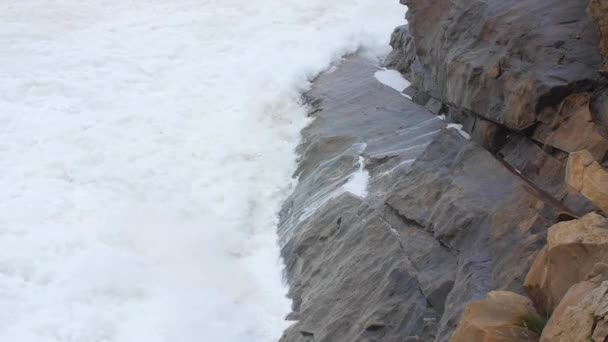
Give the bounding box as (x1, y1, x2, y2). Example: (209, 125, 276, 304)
(374, 68, 411, 92)
(0, 1, 401, 341)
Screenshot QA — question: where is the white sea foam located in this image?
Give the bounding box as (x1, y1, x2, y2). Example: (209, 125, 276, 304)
(374, 68, 411, 92)
(297, 156, 369, 224)
(343, 157, 370, 198)
(0, 0, 402, 341)
(447, 123, 472, 140)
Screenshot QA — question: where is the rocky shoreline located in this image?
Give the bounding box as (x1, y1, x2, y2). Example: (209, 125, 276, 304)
(279, 1, 608, 341)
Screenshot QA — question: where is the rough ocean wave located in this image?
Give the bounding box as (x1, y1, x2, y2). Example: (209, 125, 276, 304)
(0, 1, 401, 341)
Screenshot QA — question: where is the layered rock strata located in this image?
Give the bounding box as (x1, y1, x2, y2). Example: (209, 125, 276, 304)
(280, 0, 608, 341)
(279, 56, 563, 341)
(387, 0, 603, 131)
(386, 0, 608, 339)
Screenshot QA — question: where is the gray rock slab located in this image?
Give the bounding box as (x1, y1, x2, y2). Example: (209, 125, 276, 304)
(279, 56, 564, 341)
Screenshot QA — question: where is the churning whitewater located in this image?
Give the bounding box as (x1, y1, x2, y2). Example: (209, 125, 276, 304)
(0, 1, 401, 341)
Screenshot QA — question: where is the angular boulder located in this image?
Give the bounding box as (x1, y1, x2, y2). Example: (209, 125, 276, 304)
(402, 0, 602, 130)
(566, 150, 608, 213)
(533, 94, 608, 161)
(450, 291, 540, 342)
(524, 212, 608, 316)
(541, 280, 608, 342)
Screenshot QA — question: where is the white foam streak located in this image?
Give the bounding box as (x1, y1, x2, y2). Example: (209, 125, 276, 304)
(447, 123, 472, 140)
(343, 157, 370, 198)
(374, 68, 411, 92)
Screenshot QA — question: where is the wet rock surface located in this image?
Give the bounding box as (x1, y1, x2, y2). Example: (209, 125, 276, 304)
(278, 56, 445, 342)
(279, 56, 563, 341)
(280, 0, 608, 341)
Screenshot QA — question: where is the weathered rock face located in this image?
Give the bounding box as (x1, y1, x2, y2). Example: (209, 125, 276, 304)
(281, 0, 608, 340)
(386, 25, 442, 99)
(280, 194, 438, 342)
(524, 212, 608, 316)
(386, 0, 608, 225)
(399, 0, 602, 130)
(385, 129, 564, 341)
(589, 0, 608, 73)
(279, 56, 564, 341)
(541, 280, 608, 341)
(450, 291, 540, 342)
(279, 56, 446, 342)
(533, 94, 608, 161)
(566, 150, 608, 213)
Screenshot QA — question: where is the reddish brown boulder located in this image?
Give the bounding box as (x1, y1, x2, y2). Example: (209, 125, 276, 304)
(566, 150, 608, 213)
(450, 291, 540, 342)
(541, 280, 608, 341)
(524, 212, 608, 316)
(533, 94, 608, 161)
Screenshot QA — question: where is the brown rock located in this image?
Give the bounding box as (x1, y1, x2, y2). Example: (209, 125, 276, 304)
(401, 0, 602, 130)
(566, 150, 608, 213)
(524, 212, 608, 316)
(533, 94, 608, 161)
(450, 291, 540, 342)
(588, 0, 608, 73)
(541, 280, 608, 342)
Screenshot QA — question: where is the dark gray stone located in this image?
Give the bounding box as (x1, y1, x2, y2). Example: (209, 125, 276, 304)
(279, 194, 439, 342)
(592, 82, 608, 141)
(385, 131, 563, 340)
(279, 56, 445, 342)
